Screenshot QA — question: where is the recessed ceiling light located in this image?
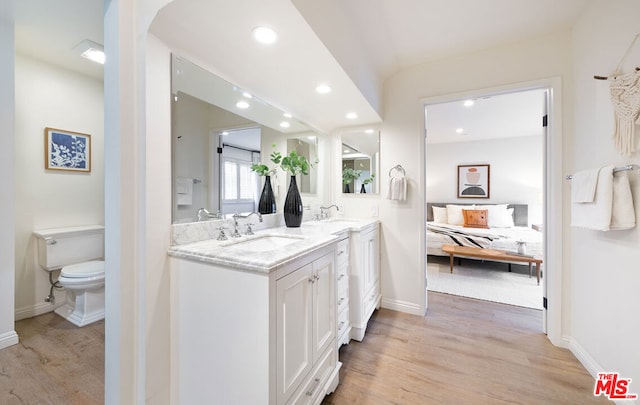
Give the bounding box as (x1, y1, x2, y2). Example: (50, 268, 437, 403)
(236, 101, 250, 109)
(252, 26, 277, 44)
(221, 131, 229, 136)
(365, 129, 374, 134)
(280, 121, 291, 128)
(315, 84, 331, 94)
(242, 92, 253, 99)
(456, 128, 465, 134)
(75, 39, 105, 65)
(307, 136, 316, 140)
(463, 99, 475, 107)
(283, 112, 293, 118)
(344, 149, 350, 153)
(346, 112, 358, 119)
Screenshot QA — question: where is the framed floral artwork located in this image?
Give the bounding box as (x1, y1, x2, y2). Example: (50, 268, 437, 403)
(44, 127, 91, 172)
(457, 164, 490, 198)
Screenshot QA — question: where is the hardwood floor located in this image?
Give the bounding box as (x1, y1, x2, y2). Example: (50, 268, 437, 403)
(0, 293, 605, 404)
(323, 292, 607, 405)
(0, 312, 104, 405)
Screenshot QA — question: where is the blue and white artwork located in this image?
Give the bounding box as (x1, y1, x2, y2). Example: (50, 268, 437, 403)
(45, 128, 91, 172)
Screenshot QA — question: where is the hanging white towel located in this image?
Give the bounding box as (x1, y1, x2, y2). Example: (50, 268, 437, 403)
(386, 177, 407, 201)
(176, 177, 193, 206)
(571, 165, 635, 231)
(571, 168, 599, 203)
(610, 170, 636, 230)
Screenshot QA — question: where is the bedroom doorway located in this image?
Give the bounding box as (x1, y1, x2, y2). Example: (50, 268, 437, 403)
(424, 87, 548, 324)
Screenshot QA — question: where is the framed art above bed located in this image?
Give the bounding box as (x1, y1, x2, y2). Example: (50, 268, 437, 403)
(457, 164, 490, 198)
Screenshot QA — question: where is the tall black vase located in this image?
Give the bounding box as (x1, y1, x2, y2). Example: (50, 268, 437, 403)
(344, 184, 350, 193)
(360, 184, 367, 193)
(284, 176, 303, 227)
(258, 175, 276, 214)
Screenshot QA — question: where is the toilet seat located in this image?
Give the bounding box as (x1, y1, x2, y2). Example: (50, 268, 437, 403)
(60, 260, 104, 278)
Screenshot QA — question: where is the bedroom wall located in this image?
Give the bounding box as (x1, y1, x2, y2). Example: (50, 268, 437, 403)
(570, 0, 640, 392)
(335, 30, 573, 327)
(426, 135, 543, 225)
(14, 54, 104, 320)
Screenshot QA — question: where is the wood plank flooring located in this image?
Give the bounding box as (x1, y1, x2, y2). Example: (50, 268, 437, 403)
(0, 293, 605, 404)
(323, 292, 607, 405)
(0, 312, 104, 405)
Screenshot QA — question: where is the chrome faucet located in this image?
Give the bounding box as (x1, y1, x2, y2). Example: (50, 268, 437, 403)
(232, 212, 263, 237)
(196, 208, 223, 221)
(319, 205, 339, 220)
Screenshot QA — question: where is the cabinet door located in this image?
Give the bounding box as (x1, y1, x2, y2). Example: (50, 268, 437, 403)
(362, 228, 379, 293)
(277, 264, 313, 404)
(312, 253, 335, 363)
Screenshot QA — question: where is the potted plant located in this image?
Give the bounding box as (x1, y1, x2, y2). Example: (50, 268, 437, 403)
(361, 173, 375, 193)
(279, 150, 311, 227)
(251, 148, 282, 215)
(342, 166, 361, 193)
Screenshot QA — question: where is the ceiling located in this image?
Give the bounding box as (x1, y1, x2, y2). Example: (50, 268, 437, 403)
(13, 0, 591, 135)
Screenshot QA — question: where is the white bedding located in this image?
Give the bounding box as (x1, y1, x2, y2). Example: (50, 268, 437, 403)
(426, 222, 543, 258)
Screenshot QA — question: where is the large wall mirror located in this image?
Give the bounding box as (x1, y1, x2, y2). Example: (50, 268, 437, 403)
(171, 54, 324, 223)
(341, 128, 380, 194)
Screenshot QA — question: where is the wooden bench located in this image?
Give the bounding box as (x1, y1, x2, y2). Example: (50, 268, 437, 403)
(441, 244, 543, 285)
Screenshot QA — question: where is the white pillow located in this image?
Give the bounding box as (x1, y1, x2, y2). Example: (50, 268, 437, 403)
(477, 204, 514, 228)
(446, 204, 474, 226)
(432, 206, 448, 224)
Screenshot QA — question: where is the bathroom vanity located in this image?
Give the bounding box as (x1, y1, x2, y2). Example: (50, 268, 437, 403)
(168, 218, 379, 405)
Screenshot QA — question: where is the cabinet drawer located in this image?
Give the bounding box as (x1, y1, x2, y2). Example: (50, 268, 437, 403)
(286, 345, 337, 405)
(337, 307, 350, 342)
(363, 282, 379, 314)
(336, 239, 349, 266)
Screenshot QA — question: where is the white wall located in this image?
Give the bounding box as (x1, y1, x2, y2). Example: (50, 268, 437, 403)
(0, 0, 18, 350)
(14, 54, 104, 320)
(570, 0, 640, 390)
(427, 136, 543, 225)
(335, 31, 573, 322)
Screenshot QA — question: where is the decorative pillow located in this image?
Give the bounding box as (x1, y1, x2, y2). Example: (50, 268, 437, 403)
(432, 206, 448, 224)
(476, 204, 514, 228)
(446, 204, 474, 226)
(462, 209, 489, 228)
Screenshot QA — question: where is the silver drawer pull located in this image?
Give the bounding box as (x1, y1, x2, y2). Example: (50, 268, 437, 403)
(45, 238, 57, 246)
(338, 321, 345, 331)
(306, 378, 321, 397)
(338, 250, 344, 255)
(338, 297, 345, 305)
(338, 274, 345, 280)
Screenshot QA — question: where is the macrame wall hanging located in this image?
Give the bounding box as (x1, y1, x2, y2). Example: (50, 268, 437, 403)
(595, 33, 640, 156)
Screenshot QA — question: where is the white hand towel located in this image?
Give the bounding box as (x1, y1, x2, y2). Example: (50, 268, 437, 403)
(386, 177, 407, 201)
(571, 166, 614, 230)
(571, 168, 599, 203)
(610, 170, 635, 230)
(176, 177, 193, 206)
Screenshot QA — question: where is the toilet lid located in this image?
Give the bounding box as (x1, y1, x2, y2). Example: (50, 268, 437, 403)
(60, 260, 105, 278)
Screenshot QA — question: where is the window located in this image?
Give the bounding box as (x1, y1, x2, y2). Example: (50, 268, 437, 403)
(223, 158, 256, 203)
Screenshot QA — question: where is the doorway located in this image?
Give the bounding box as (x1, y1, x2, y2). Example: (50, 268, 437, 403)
(421, 80, 563, 338)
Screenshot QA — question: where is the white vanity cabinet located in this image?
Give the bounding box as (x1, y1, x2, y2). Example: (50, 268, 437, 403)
(170, 243, 339, 405)
(334, 235, 351, 347)
(349, 223, 380, 341)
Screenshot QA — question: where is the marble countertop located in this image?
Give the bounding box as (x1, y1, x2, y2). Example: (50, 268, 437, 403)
(168, 217, 379, 273)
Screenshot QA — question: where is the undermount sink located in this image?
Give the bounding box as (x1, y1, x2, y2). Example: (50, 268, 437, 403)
(222, 234, 305, 252)
(322, 218, 360, 224)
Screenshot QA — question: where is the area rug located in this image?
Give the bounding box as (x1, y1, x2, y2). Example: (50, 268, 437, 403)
(427, 256, 543, 309)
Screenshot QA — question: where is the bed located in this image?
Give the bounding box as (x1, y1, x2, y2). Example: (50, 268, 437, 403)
(426, 203, 543, 261)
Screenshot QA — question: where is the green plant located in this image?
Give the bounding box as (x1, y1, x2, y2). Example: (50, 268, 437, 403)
(342, 166, 362, 184)
(280, 150, 310, 176)
(250, 147, 282, 177)
(363, 173, 376, 185)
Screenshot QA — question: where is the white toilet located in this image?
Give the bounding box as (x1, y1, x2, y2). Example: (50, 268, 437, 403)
(33, 225, 105, 327)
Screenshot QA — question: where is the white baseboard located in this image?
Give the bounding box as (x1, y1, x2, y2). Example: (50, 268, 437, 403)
(15, 300, 62, 321)
(0, 330, 19, 349)
(380, 297, 424, 316)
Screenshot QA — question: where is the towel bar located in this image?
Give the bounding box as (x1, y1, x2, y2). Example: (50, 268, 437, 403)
(565, 164, 638, 180)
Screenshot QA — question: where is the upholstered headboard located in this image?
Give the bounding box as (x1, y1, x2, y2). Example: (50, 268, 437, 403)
(426, 203, 529, 227)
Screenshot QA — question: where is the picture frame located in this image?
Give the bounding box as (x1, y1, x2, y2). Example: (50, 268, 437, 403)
(457, 164, 490, 198)
(44, 127, 91, 172)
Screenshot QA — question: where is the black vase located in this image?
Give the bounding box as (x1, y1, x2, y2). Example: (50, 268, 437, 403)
(258, 175, 276, 214)
(360, 184, 366, 193)
(284, 176, 303, 227)
(344, 184, 350, 193)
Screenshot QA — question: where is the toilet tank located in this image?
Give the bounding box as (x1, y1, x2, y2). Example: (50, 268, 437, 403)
(33, 225, 105, 271)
